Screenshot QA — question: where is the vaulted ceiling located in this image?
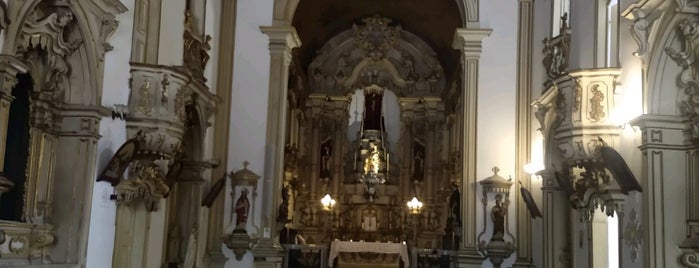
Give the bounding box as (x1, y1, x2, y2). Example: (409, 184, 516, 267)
(292, 0, 463, 83)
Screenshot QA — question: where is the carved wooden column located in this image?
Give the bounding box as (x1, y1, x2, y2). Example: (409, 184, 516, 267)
(0, 55, 27, 198)
(452, 28, 492, 265)
(255, 26, 300, 266)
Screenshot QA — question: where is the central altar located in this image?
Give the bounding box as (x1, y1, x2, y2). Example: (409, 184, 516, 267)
(329, 240, 409, 268)
(278, 15, 463, 258)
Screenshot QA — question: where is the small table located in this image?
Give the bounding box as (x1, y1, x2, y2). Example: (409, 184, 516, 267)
(328, 240, 409, 268)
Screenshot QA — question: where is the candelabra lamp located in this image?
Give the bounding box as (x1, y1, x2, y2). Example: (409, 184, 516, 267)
(477, 167, 515, 268)
(320, 194, 336, 242)
(223, 161, 260, 261)
(407, 196, 423, 247)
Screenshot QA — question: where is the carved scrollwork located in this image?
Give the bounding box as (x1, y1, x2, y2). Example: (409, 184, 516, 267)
(624, 208, 643, 263)
(629, 9, 649, 57)
(681, 252, 699, 267)
(542, 14, 571, 82)
(115, 159, 170, 212)
(666, 19, 699, 140)
(308, 15, 446, 97)
(676, 0, 699, 13)
(352, 15, 401, 52)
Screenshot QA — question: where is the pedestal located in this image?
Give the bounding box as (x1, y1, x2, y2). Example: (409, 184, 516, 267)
(253, 238, 283, 268)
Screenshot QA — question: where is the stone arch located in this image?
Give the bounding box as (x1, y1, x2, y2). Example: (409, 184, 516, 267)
(273, 0, 477, 27)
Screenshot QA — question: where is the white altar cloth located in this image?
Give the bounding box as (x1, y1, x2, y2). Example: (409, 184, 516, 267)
(328, 240, 409, 267)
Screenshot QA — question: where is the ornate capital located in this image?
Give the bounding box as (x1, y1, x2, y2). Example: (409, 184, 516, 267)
(0, 55, 29, 95)
(452, 28, 492, 58)
(260, 26, 301, 59)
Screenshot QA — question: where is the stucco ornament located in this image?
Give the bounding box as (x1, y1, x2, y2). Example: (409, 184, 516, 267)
(665, 19, 699, 141)
(624, 208, 643, 263)
(308, 15, 446, 97)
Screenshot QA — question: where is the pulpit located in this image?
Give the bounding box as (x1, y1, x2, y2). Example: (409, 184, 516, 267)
(329, 240, 409, 268)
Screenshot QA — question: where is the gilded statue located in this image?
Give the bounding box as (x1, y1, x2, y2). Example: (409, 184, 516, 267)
(363, 143, 381, 174)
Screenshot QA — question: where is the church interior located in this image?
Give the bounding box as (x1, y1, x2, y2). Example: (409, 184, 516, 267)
(0, 0, 697, 267)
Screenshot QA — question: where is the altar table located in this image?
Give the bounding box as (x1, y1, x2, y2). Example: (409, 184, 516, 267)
(328, 240, 409, 267)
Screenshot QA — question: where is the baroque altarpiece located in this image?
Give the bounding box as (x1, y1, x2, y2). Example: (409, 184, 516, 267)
(279, 16, 463, 250)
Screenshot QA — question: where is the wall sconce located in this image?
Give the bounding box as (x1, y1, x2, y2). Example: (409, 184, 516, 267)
(320, 193, 336, 211)
(524, 163, 545, 178)
(407, 196, 423, 214)
(111, 104, 128, 120)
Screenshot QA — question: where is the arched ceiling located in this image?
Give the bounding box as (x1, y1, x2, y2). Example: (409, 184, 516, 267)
(292, 0, 462, 86)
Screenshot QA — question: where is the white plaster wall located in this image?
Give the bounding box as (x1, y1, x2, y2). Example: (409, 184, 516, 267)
(568, 0, 596, 70)
(226, 0, 274, 266)
(204, 0, 221, 163)
(85, 0, 135, 266)
(478, 0, 519, 266)
(205, 0, 221, 93)
(157, 0, 186, 65)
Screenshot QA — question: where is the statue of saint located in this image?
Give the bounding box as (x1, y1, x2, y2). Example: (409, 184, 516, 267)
(320, 144, 332, 179)
(363, 90, 383, 130)
(234, 189, 250, 231)
(413, 150, 424, 180)
(491, 194, 507, 241)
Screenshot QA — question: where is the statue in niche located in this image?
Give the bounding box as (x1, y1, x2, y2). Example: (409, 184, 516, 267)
(320, 142, 332, 180)
(234, 188, 250, 231)
(363, 90, 383, 130)
(443, 183, 462, 249)
(491, 194, 507, 241)
(412, 143, 425, 180)
(277, 183, 291, 224)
